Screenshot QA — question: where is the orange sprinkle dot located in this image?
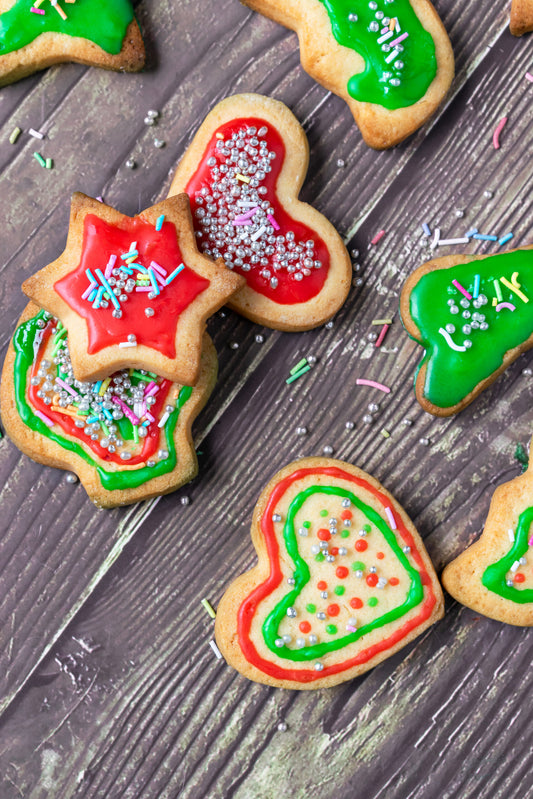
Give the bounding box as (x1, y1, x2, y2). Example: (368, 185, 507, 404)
(327, 603, 340, 617)
(514, 573, 526, 583)
(330, 547, 339, 556)
(317, 580, 327, 591)
(355, 539, 368, 552)
(376, 551, 385, 560)
(317, 528, 331, 541)
(389, 577, 400, 586)
(336, 566, 349, 579)
(341, 510, 353, 520)
(366, 573, 378, 587)
(299, 621, 311, 634)
(350, 597, 363, 609)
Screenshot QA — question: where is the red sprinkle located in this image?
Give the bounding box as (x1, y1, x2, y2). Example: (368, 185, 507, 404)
(317, 580, 327, 591)
(355, 539, 368, 552)
(375, 323, 389, 348)
(317, 528, 331, 541)
(299, 621, 311, 634)
(514, 573, 526, 583)
(366, 573, 379, 587)
(341, 510, 353, 520)
(389, 577, 400, 586)
(327, 603, 340, 617)
(370, 229, 386, 246)
(376, 552, 385, 560)
(336, 566, 349, 579)
(330, 547, 339, 556)
(350, 597, 363, 609)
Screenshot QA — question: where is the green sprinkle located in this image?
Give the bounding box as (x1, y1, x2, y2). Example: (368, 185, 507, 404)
(372, 318, 393, 325)
(340, 529, 350, 539)
(33, 152, 46, 168)
(320, 509, 328, 517)
(286, 365, 311, 384)
(352, 561, 365, 571)
(303, 521, 311, 529)
(334, 585, 345, 596)
(515, 443, 529, 473)
(201, 598, 216, 619)
(362, 524, 371, 533)
(315, 552, 325, 562)
(326, 624, 337, 635)
(290, 357, 308, 375)
(133, 425, 139, 444)
(9, 126, 21, 144)
(306, 603, 316, 614)
(381, 429, 390, 439)
(101, 421, 110, 437)
(368, 597, 378, 607)
(45, 157, 53, 170)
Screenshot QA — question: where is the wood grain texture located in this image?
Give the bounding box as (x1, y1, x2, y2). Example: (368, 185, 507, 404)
(0, 0, 532, 796)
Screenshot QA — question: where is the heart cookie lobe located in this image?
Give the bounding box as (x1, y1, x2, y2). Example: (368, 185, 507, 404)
(400, 247, 533, 416)
(443, 440, 533, 626)
(215, 458, 443, 689)
(168, 93, 352, 331)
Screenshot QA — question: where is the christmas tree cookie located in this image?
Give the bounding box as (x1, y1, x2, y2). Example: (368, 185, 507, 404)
(0, 0, 144, 86)
(168, 93, 352, 331)
(215, 458, 444, 689)
(237, 1, 454, 148)
(0, 303, 217, 507)
(22, 193, 244, 386)
(443, 440, 533, 625)
(400, 247, 533, 416)
(510, 0, 533, 36)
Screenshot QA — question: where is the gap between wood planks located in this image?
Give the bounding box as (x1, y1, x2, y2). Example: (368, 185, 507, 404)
(0, 15, 515, 718)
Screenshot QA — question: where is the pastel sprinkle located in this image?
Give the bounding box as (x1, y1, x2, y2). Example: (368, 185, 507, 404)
(472, 234, 498, 242)
(493, 116, 508, 150)
(430, 228, 440, 249)
(498, 233, 514, 246)
(209, 640, 223, 659)
(82, 281, 97, 300)
(452, 279, 472, 300)
(286, 365, 311, 384)
(148, 268, 160, 296)
(267, 214, 280, 231)
(150, 260, 167, 277)
(35, 410, 54, 427)
(165, 264, 185, 284)
(370, 229, 386, 246)
(155, 214, 165, 231)
(33, 152, 46, 167)
(500, 274, 529, 303)
(438, 327, 466, 352)
(493, 279, 503, 303)
(9, 127, 21, 144)
(385, 507, 397, 530)
(473, 274, 480, 299)
(465, 228, 478, 238)
(158, 411, 170, 428)
(236, 173, 250, 183)
(495, 302, 516, 312)
(92, 285, 105, 309)
(389, 31, 408, 47)
(104, 254, 117, 278)
(437, 237, 470, 246)
(45, 158, 53, 169)
(526, 72, 533, 83)
(381, 429, 390, 439)
(30, 6, 45, 12)
(118, 341, 137, 348)
(375, 323, 389, 348)
(422, 223, 431, 236)
(290, 358, 308, 375)
(112, 396, 139, 424)
(356, 378, 391, 393)
(95, 268, 120, 310)
(29, 128, 44, 139)
(201, 598, 217, 619)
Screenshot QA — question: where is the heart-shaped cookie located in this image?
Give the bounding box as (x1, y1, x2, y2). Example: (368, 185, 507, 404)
(167, 93, 352, 331)
(442, 439, 533, 625)
(0, 303, 217, 508)
(400, 247, 533, 416)
(238, 1, 454, 149)
(215, 458, 443, 689)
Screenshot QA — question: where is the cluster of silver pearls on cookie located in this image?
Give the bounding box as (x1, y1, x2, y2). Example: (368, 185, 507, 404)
(192, 125, 321, 290)
(445, 292, 489, 348)
(352, 1, 407, 92)
(31, 319, 171, 465)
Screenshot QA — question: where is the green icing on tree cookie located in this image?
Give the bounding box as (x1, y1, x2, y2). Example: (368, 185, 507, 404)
(319, 0, 437, 109)
(0, 0, 134, 57)
(482, 507, 533, 603)
(406, 249, 533, 410)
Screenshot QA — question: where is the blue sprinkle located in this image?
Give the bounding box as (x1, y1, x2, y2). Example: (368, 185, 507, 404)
(155, 214, 165, 231)
(88, 289, 97, 302)
(121, 250, 138, 260)
(93, 381, 102, 394)
(92, 285, 105, 309)
(465, 228, 478, 238)
(422, 223, 431, 236)
(86, 415, 99, 424)
(473, 274, 480, 299)
(473, 234, 498, 242)
(165, 263, 185, 284)
(498, 233, 514, 246)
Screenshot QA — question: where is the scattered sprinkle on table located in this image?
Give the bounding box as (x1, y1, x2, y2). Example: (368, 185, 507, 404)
(375, 323, 390, 348)
(525, 72, 533, 83)
(9, 126, 21, 144)
(370, 229, 386, 246)
(492, 116, 508, 150)
(209, 640, 223, 660)
(356, 378, 391, 394)
(29, 128, 44, 139)
(201, 598, 216, 619)
(33, 152, 46, 168)
(286, 356, 315, 385)
(381, 429, 390, 439)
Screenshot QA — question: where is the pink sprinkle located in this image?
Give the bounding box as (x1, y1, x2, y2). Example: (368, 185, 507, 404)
(82, 281, 97, 300)
(452, 279, 472, 300)
(385, 507, 397, 530)
(389, 31, 408, 47)
(30, 6, 45, 13)
(375, 324, 390, 348)
(144, 381, 157, 395)
(233, 207, 259, 223)
(346, 625, 357, 633)
(267, 214, 280, 231)
(370, 229, 386, 246)
(529, 535, 533, 546)
(55, 377, 78, 397)
(144, 411, 155, 423)
(105, 254, 117, 278)
(35, 409, 54, 427)
(495, 301, 516, 312)
(356, 378, 391, 394)
(112, 396, 140, 425)
(525, 72, 533, 83)
(145, 384, 159, 398)
(150, 260, 167, 276)
(96, 195, 104, 203)
(136, 286, 152, 292)
(231, 219, 252, 226)
(493, 116, 508, 150)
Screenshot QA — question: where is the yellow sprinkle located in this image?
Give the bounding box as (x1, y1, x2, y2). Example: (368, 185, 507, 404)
(371, 318, 393, 325)
(99, 377, 112, 395)
(381, 429, 391, 439)
(500, 274, 529, 304)
(53, 2, 67, 20)
(389, 18, 396, 30)
(236, 173, 250, 183)
(33, 0, 44, 6)
(201, 598, 216, 619)
(126, 256, 136, 264)
(51, 405, 78, 417)
(216, 132, 224, 139)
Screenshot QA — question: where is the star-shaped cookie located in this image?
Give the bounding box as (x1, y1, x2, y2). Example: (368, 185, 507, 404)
(0, 0, 145, 86)
(22, 193, 245, 385)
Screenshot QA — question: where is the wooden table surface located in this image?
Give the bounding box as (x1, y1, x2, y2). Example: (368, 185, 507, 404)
(0, 1, 532, 797)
